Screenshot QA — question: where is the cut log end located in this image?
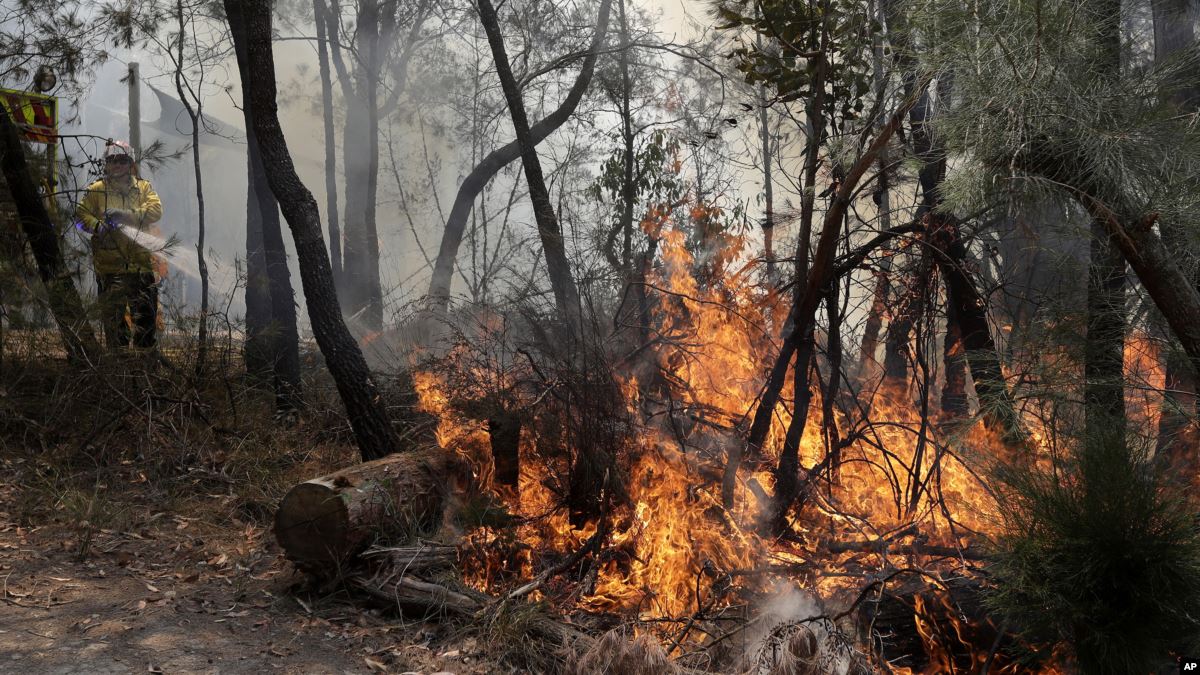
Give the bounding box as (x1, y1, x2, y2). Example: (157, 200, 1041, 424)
(274, 448, 461, 571)
(274, 480, 351, 567)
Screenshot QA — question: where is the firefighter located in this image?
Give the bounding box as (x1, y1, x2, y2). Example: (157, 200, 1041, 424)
(77, 141, 164, 349)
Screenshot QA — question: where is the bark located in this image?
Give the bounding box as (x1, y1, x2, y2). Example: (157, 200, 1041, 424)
(941, 306, 968, 416)
(274, 447, 455, 570)
(897, 45, 1016, 437)
(859, 5, 892, 381)
(758, 82, 775, 277)
(427, 0, 613, 308)
(314, 0, 342, 284)
(232, 1, 301, 408)
(488, 411, 521, 491)
(0, 105, 99, 364)
(225, 0, 400, 461)
(1151, 0, 1199, 459)
(340, 101, 371, 320)
(242, 121, 271, 377)
(476, 0, 582, 329)
(362, 0, 385, 330)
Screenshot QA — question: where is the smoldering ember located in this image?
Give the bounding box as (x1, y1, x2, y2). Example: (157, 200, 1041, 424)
(2, 0, 1199, 673)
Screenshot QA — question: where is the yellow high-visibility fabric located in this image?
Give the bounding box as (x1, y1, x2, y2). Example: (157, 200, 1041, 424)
(77, 177, 164, 275)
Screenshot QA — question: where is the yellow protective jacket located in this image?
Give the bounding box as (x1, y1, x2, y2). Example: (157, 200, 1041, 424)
(76, 177, 164, 275)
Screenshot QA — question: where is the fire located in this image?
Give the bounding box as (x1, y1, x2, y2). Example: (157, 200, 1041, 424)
(408, 210, 1081, 668)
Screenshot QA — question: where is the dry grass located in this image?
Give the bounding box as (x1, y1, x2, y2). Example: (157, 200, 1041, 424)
(572, 628, 681, 675)
(0, 328, 360, 556)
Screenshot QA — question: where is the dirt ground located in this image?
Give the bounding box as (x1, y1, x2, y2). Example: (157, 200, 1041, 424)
(0, 465, 495, 675)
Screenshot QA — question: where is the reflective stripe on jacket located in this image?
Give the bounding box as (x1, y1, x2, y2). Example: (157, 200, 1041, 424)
(77, 178, 164, 275)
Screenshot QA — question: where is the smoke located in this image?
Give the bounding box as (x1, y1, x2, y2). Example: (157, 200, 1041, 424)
(745, 584, 858, 675)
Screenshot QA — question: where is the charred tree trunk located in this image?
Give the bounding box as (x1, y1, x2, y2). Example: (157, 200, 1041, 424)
(226, 0, 400, 461)
(758, 81, 775, 278)
(314, 0, 342, 286)
(941, 307, 968, 416)
(1151, 0, 1198, 462)
(900, 55, 1018, 438)
(233, 1, 301, 408)
(928, 216, 1022, 439)
(427, 0, 612, 309)
(242, 122, 271, 378)
(476, 0, 582, 330)
(0, 105, 99, 365)
(488, 412, 521, 492)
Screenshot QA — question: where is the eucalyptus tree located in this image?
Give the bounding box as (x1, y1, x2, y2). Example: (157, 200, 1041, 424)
(321, 0, 439, 331)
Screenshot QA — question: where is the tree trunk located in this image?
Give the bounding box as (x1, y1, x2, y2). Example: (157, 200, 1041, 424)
(274, 447, 455, 570)
(617, 0, 635, 274)
(314, 0, 342, 285)
(0, 105, 99, 365)
(941, 305, 968, 416)
(488, 412, 521, 491)
(225, 0, 400, 461)
(362, 0, 384, 331)
(758, 78, 775, 278)
(928, 215, 1023, 439)
(233, 1, 301, 409)
(427, 0, 613, 309)
(175, 0, 210, 378)
(476, 0, 582, 330)
(340, 103, 371, 322)
(242, 121, 271, 378)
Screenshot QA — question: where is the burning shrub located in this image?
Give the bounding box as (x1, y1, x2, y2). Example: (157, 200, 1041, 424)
(986, 433, 1200, 673)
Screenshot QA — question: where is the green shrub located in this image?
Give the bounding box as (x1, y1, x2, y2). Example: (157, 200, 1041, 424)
(987, 433, 1200, 674)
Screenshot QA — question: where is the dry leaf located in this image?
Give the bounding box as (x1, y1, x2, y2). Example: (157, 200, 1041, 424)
(363, 657, 388, 671)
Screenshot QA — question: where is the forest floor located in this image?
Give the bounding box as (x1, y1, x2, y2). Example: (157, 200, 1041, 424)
(0, 342, 499, 675)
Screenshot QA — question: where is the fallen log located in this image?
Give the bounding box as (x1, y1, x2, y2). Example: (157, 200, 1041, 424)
(350, 572, 592, 649)
(274, 447, 459, 571)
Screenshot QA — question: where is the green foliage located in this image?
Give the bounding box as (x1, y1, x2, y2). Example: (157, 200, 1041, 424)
(919, 0, 1200, 237)
(587, 129, 685, 211)
(714, 0, 874, 118)
(987, 433, 1200, 674)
